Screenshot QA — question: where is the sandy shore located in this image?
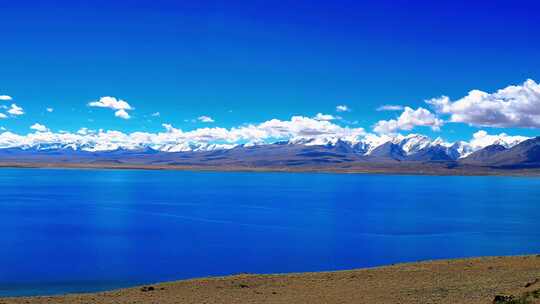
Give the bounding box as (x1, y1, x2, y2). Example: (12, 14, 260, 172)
(1, 255, 539, 304)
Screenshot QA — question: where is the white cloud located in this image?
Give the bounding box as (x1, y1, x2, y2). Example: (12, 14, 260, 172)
(314, 113, 335, 121)
(336, 105, 350, 112)
(88, 96, 133, 119)
(114, 109, 130, 119)
(77, 128, 94, 135)
(0, 115, 532, 158)
(467, 130, 529, 150)
(373, 107, 444, 134)
(0, 95, 13, 101)
(7, 104, 24, 116)
(151, 112, 160, 117)
(0, 113, 6, 119)
(428, 79, 540, 128)
(376, 105, 404, 111)
(46, 108, 54, 113)
(0, 116, 367, 151)
(198, 115, 214, 123)
(161, 123, 176, 133)
(88, 96, 133, 110)
(247, 116, 358, 142)
(30, 123, 48, 132)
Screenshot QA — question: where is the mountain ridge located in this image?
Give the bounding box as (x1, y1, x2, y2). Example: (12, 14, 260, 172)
(0, 134, 539, 170)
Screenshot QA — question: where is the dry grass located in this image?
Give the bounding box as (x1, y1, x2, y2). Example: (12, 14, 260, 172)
(1, 255, 539, 304)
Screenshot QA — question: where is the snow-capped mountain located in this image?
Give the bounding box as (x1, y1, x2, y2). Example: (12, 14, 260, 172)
(397, 134, 433, 155)
(460, 137, 540, 168)
(0, 131, 533, 166)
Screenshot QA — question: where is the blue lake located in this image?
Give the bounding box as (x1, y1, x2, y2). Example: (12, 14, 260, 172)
(1, 168, 539, 296)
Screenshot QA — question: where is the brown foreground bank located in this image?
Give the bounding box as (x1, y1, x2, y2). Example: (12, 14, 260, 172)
(2, 161, 540, 176)
(1, 256, 540, 304)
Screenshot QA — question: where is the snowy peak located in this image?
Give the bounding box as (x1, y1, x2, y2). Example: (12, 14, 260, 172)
(397, 134, 432, 155)
(0, 130, 532, 162)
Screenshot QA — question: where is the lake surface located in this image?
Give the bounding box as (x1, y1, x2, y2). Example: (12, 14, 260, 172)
(1, 168, 539, 296)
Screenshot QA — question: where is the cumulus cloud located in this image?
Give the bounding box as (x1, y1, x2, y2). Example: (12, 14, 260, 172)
(377, 105, 404, 111)
(467, 130, 529, 150)
(114, 109, 130, 119)
(30, 123, 48, 132)
(0, 95, 13, 101)
(373, 107, 443, 134)
(428, 79, 540, 128)
(7, 104, 24, 116)
(314, 113, 335, 121)
(89, 96, 133, 110)
(198, 115, 214, 123)
(88, 96, 133, 119)
(151, 112, 160, 117)
(0, 113, 6, 119)
(46, 108, 54, 113)
(336, 105, 350, 112)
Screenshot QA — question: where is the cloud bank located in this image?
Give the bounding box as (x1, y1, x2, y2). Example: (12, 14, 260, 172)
(428, 79, 540, 128)
(371, 79, 540, 134)
(0, 116, 367, 151)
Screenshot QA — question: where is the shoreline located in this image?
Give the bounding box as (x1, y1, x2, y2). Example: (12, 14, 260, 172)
(1, 162, 540, 177)
(1, 255, 539, 303)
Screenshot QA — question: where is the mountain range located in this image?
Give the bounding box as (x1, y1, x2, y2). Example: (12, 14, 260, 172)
(0, 134, 539, 172)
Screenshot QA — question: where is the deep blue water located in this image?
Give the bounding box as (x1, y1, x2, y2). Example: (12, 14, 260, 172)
(1, 168, 539, 296)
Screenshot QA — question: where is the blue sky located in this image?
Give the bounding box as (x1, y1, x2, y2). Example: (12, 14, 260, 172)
(1, 0, 540, 142)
